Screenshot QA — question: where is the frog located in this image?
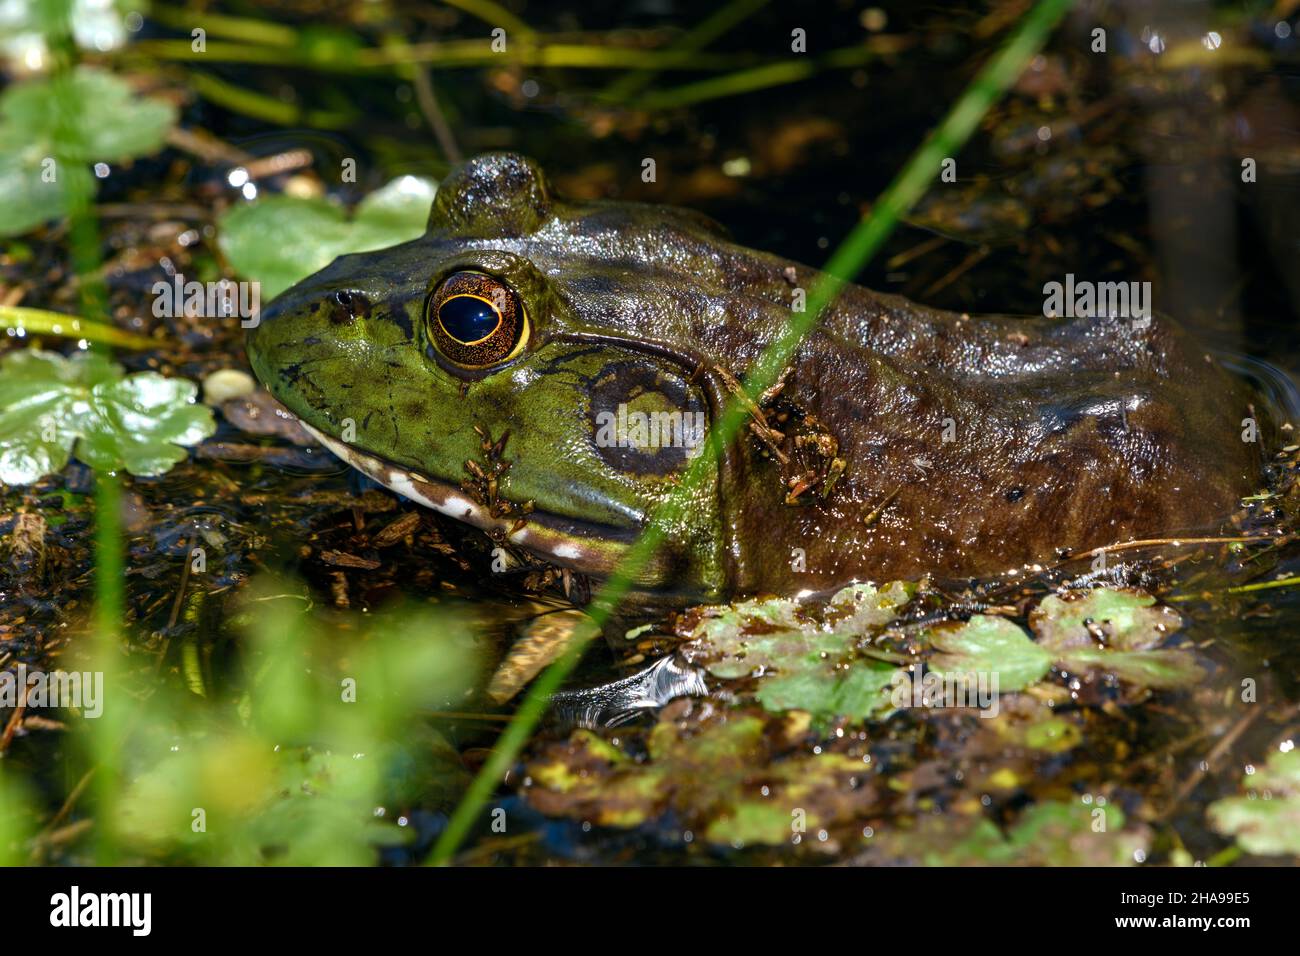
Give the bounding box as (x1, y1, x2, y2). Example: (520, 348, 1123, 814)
(247, 152, 1269, 606)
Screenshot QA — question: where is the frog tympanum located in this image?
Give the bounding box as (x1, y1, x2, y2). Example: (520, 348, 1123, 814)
(247, 153, 1267, 603)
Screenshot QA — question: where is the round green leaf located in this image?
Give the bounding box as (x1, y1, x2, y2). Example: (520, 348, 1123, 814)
(0, 66, 177, 236)
(219, 175, 437, 300)
(1209, 750, 1300, 857)
(0, 350, 215, 484)
(1057, 646, 1205, 690)
(754, 659, 899, 721)
(925, 614, 1052, 692)
(0, 151, 69, 237)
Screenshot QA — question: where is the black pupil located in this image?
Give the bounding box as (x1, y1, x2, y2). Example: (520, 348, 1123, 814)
(439, 295, 500, 343)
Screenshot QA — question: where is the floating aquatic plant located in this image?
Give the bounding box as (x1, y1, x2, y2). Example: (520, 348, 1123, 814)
(864, 800, 1150, 867)
(526, 709, 877, 849)
(680, 581, 913, 722)
(925, 614, 1053, 692)
(677, 583, 1201, 727)
(1208, 749, 1300, 858)
(1029, 588, 1204, 690)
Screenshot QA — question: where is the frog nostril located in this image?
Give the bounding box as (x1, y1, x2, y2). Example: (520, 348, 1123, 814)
(328, 290, 373, 325)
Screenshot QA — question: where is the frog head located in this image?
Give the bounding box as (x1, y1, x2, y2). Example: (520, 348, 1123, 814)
(247, 153, 780, 600)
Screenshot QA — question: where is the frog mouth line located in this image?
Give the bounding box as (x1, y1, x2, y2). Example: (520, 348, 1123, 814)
(300, 423, 632, 575)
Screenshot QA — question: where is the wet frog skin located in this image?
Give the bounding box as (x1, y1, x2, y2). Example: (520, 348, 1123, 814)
(248, 153, 1265, 602)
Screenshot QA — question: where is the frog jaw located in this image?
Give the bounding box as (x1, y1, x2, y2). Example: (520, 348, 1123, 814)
(302, 423, 629, 575)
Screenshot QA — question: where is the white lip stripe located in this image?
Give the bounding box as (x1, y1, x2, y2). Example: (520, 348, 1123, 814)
(303, 423, 490, 523)
(298, 422, 621, 570)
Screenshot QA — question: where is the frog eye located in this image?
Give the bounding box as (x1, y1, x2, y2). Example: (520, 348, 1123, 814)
(428, 271, 528, 368)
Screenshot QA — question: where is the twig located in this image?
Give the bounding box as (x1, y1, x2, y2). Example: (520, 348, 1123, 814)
(155, 538, 195, 674)
(1083, 536, 1272, 558)
(1161, 709, 1262, 819)
(921, 245, 989, 298)
(886, 234, 949, 270)
(713, 363, 788, 465)
(0, 696, 26, 754)
(31, 819, 94, 853)
(1040, 535, 1276, 580)
(165, 125, 255, 166)
(41, 767, 96, 835)
(863, 484, 904, 527)
(412, 68, 463, 164)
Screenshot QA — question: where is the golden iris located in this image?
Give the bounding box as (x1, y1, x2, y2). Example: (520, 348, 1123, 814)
(428, 271, 527, 368)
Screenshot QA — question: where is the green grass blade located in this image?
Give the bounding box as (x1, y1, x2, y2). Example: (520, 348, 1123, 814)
(601, 0, 773, 102)
(148, 5, 301, 46)
(188, 71, 356, 129)
(0, 305, 155, 349)
(441, 0, 538, 42)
